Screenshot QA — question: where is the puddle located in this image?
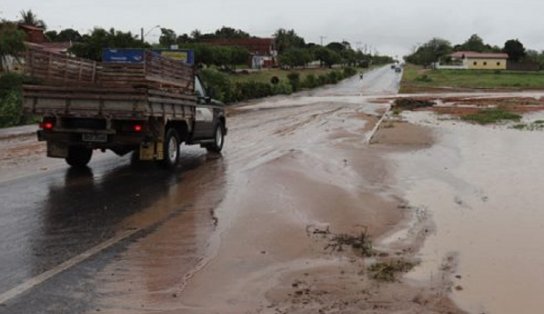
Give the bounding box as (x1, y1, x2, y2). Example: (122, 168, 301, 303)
(391, 111, 544, 313)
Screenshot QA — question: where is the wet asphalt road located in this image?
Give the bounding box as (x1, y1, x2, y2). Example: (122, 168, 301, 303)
(0, 66, 400, 313)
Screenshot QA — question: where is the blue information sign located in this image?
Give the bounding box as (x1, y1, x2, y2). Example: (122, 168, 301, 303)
(102, 49, 145, 63)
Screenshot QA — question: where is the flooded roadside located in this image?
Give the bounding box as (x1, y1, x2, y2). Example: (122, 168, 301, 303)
(86, 95, 462, 313)
(387, 111, 544, 313)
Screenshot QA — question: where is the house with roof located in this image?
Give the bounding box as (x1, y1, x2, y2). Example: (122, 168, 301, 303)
(436, 51, 508, 70)
(450, 51, 508, 70)
(2, 25, 73, 73)
(19, 24, 73, 55)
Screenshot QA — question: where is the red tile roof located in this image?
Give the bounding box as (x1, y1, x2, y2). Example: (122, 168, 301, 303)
(204, 38, 276, 56)
(451, 51, 509, 59)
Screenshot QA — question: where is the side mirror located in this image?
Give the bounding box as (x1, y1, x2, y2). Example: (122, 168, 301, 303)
(199, 96, 212, 104)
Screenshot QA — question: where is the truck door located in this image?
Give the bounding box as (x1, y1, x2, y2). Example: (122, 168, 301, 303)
(193, 76, 215, 139)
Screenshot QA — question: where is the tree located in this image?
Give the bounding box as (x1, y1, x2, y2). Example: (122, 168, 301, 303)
(278, 48, 312, 68)
(56, 28, 82, 42)
(0, 21, 26, 72)
(314, 47, 341, 68)
(326, 42, 347, 53)
(46, 28, 82, 42)
(404, 38, 452, 66)
(273, 29, 305, 53)
(214, 26, 250, 39)
(503, 39, 526, 62)
(19, 10, 46, 29)
(191, 29, 202, 41)
(69, 28, 149, 61)
(455, 34, 486, 52)
(159, 28, 177, 47)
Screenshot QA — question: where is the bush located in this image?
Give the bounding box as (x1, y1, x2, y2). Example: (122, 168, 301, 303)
(327, 71, 341, 84)
(0, 73, 26, 128)
(287, 72, 300, 91)
(199, 68, 234, 103)
(343, 67, 357, 77)
(271, 81, 293, 95)
(0, 90, 23, 127)
(302, 74, 317, 88)
(415, 74, 432, 82)
(317, 74, 329, 85)
(234, 81, 273, 101)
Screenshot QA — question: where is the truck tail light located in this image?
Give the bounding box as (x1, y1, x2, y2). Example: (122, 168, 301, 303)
(40, 118, 55, 131)
(133, 124, 143, 132)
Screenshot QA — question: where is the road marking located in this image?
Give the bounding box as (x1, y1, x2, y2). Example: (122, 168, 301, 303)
(0, 228, 139, 305)
(366, 104, 391, 144)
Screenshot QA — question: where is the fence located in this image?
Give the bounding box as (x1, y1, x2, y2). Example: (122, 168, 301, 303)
(25, 48, 194, 93)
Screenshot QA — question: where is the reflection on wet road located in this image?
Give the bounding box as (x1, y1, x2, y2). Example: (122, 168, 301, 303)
(0, 66, 399, 313)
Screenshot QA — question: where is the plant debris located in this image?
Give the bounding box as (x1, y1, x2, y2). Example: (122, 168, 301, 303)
(325, 230, 374, 257)
(368, 259, 417, 282)
(392, 98, 435, 111)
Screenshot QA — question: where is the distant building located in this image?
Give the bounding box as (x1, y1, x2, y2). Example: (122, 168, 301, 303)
(19, 24, 73, 55)
(449, 51, 508, 70)
(204, 38, 277, 68)
(2, 24, 73, 73)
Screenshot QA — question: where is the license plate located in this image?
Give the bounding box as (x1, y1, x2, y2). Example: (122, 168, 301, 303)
(82, 133, 107, 143)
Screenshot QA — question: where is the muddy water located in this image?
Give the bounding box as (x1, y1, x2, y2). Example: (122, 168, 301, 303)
(389, 111, 544, 313)
(90, 95, 407, 313)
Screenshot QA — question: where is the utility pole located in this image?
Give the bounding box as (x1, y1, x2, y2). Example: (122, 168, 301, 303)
(141, 25, 160, 43)
(319, 36, 327, 46)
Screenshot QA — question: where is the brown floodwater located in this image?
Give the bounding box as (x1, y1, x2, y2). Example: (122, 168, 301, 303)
(387, 111, 544, 314)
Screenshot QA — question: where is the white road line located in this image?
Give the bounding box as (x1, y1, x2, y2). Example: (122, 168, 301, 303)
(366, 104, 392, 144)
(0, 228, 139, 305)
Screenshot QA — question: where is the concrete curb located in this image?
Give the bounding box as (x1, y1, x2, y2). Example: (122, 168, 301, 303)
(0, 126, 38, 141)
(366, 104, 391, 145)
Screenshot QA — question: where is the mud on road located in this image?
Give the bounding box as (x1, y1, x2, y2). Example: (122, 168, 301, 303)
(5, 67, 544, 313)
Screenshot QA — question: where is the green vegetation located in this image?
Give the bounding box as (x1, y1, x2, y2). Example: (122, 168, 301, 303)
(368, 260, 417, 282)
(0, 73, 37, 128)
(400, 64, 544, 93)
(1, 10, 387, 126)
(511, 120, 544, 131)
(200, 66, 360, 103)
(461, 108, 521, 125)
(0, 21, 26, 72)
(70, 28, 149, 61)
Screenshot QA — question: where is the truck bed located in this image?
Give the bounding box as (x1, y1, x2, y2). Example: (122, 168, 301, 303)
(23, 48, 197, 119)
(23, 85, 197, 119)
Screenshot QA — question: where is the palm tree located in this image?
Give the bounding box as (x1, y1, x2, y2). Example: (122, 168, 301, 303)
(19, 10, 46, 29)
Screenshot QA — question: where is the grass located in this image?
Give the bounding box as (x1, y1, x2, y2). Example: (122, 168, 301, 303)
(368, 260, 416, 282)
(461, 108, 521, 124)
(512, 120, 544, 130)
(400, 64, 544, 93)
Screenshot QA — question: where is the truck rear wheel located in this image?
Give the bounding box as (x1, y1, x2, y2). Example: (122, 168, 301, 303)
(160, 128, 180, 168)
(206, 123, 225, 153)
(65, 146, 92, 167)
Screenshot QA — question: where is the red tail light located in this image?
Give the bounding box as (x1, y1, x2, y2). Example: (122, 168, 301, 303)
(133, 124, 143, 132)
(40, 120, 55, 130)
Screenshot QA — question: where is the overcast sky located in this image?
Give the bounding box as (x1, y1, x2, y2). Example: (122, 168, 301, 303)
(2, 0, 544, 57)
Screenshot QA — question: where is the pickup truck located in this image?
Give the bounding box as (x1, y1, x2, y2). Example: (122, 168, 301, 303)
(22, 48, 226, 168)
